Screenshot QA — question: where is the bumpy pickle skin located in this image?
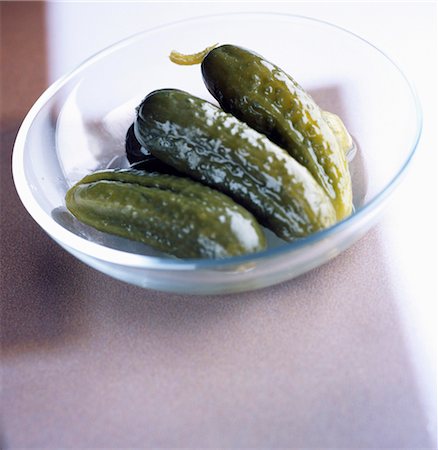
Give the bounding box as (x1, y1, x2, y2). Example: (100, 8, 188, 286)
(200, 45, 353, 220)
(135, 89, 336, 241)
(66, 170, 267, 259)
(169, 45, 353, 159)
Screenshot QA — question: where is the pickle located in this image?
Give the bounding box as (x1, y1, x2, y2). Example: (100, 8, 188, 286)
(168, 45, 353, 158)
(66, 169, 266, 259)
(125, 123, 180, 174)
(322, 111, 354, 157)
(125, 123, 149, 164)
(201, 45, 353, 220)
(135, 89, 336, 241)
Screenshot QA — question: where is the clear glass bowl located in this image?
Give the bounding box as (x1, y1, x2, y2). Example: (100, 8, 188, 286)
(12, 13, 421, 294)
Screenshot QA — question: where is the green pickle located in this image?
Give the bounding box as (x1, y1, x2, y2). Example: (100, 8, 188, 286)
(125, 123, 180, 174)
(66, 169, 267, 259)
(135, 89, 336, 241)
(322, 110, 354, 157)
(200, 45, 353, 220)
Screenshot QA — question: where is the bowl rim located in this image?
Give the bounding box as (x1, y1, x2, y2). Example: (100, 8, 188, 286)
(12, 11, 423, 270)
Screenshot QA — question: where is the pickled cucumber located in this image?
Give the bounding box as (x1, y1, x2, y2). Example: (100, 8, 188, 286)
(125, 123, 180, 174)
(135, 89, 336, 241)
(201, 44, 353, 220)
(66, 169, 267, 259)
(125, 123, 149, 164)
(322, 111, 354, 157)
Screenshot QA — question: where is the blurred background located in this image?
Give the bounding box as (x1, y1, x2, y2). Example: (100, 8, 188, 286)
(1, 2, 436, 448)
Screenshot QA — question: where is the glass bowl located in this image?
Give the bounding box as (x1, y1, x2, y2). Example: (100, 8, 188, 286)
(12, 13, 421, 294)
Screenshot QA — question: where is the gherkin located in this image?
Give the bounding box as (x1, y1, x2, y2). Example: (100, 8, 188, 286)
(135, 89, 336, 241)
(66, 169, 267, 259)
(200, 44, 353, 220)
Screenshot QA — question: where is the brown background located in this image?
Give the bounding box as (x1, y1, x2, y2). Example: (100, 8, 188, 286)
(0, 2, 434, 448)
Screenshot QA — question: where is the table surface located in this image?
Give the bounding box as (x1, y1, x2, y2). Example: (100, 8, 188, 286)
(1, 2, 436, 448)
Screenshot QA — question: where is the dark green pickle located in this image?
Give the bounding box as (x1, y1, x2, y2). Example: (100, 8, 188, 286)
(135, 89, 336, 241)
(125, 123, 180, 175)
(125, 123, 149, 164)
(66, 169, 266, 259)
(201, 45, 353, 220)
